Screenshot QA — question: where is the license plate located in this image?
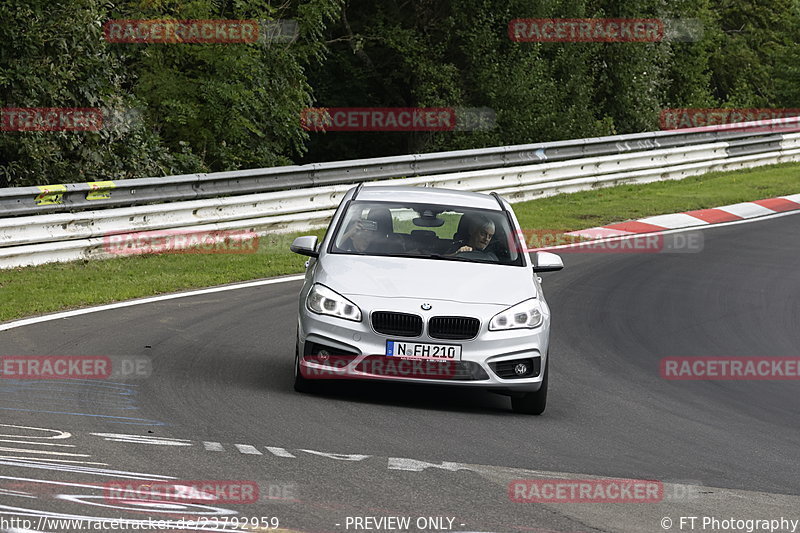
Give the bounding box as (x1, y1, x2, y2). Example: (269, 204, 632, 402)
(386, 340, 461, 360)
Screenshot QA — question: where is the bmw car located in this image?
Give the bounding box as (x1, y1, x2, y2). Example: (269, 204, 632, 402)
(290, 184, 563, 414)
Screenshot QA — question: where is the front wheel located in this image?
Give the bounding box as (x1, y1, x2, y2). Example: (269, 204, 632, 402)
(511, 357, 548, 415)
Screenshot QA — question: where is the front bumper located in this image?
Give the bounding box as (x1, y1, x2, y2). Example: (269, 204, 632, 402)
(297, 294, 550, 392)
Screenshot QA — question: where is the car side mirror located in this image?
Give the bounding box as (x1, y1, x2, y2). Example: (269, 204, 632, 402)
(533, 251, 563, 272)
(290, 236, 319, 258)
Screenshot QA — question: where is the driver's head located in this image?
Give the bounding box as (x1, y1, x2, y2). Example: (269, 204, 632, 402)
(468, 217, 495, 250)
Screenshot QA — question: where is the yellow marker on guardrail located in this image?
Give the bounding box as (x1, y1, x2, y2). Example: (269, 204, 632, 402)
(34, 184, 67, 206)
(87, 181, 116, 200)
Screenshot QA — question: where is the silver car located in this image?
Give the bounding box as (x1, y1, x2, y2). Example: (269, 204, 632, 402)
(290, 185, 563, 414)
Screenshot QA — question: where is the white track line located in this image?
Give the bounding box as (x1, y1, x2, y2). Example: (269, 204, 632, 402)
(0, 456, 107, 466)
(0, 440, 74, 447)
(0, 447, 89, 457)
(0, 275, 304, 332)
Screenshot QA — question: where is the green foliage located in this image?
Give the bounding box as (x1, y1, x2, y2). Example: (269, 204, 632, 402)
(707, 0, 799, 106)
(0, 0, 798, 184)
(302, 0, 800, 162)
(109, 0, 341, 170)
(0, 0, 341, 187)
(0, 0, 179, 186)
(773, 0, 800, 106)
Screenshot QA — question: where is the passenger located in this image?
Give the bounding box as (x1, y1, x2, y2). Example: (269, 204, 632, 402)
(339, 214, 403, 254)
(339, 219, 378, 253)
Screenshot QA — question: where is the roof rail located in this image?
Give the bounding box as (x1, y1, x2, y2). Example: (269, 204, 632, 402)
(352, 182, 364, 201)
(490, 191, 508, 213)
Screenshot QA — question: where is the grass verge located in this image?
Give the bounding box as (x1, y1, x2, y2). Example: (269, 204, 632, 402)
(1, 162, 798, 322)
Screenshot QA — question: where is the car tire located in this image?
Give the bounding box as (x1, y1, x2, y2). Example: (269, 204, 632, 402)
(293, 334, 316, 393)
(511, 356, 548, 415)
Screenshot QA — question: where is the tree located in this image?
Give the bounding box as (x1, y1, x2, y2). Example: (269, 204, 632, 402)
(0, 0, 181, 187)
(0, 0, 341, 187)
(110, 0, 341, 171)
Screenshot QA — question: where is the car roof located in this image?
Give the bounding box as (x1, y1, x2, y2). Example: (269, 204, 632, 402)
(353, 185, 502, 211)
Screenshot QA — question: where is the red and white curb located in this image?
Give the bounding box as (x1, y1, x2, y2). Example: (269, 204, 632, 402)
(566, 194, 800, 239)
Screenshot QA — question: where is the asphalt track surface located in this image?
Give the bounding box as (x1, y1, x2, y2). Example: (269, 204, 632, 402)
(1, 212, 799, 533)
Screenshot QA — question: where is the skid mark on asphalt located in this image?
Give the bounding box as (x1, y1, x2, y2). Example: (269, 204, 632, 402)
(0, 380, 165, 426)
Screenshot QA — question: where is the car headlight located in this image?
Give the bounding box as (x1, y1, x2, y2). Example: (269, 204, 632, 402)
(489, 298, 543, 330)
(306, 284, 362, 321)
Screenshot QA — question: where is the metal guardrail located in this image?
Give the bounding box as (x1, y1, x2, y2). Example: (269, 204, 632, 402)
(1, 118, 799, 268)
(2, 117, 799, 217)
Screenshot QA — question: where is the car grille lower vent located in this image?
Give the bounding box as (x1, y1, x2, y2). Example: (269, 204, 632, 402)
(428, 316, 480, 340)
(372, 311, 423, 337)
(354, 357, 490, 381)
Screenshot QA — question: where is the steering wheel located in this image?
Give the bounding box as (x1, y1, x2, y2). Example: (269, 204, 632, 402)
(445, 239, 468, 254)
(454, 249, 496, 262)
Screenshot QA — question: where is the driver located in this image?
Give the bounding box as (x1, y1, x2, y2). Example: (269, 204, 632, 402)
(453, 216, 498, 260)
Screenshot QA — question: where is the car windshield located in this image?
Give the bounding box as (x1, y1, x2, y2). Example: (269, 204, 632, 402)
(330, 200, 524, 266)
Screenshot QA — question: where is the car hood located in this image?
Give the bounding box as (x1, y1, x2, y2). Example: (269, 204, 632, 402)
(314, 254, 535, 306)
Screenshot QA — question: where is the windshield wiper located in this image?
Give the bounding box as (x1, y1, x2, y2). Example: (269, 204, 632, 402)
(423, 253, 468, 261)
(333, 250, 484, 262)
(390, 253, 476, 262)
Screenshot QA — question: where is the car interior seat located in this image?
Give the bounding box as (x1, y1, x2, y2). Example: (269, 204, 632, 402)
(366, 207, 394, 237)
(485, 227, 510, 261)
(453, 213, 476, 243)
(365, 207, 408, 254)
(409, 229, 440, 252)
